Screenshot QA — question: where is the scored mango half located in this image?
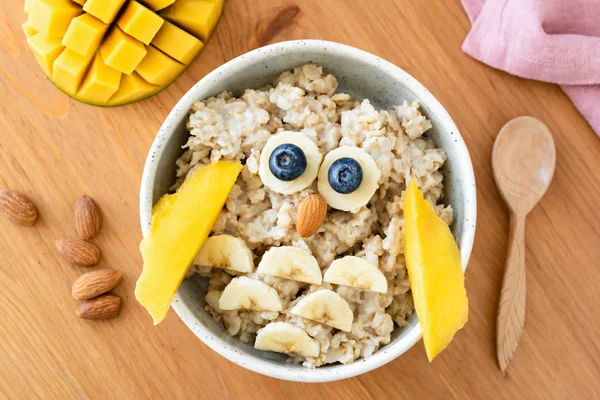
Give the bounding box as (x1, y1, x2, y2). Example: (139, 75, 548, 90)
(136, 161, 242, 325)
(23, 0, 224, 106)
(403, 179, 468, 361)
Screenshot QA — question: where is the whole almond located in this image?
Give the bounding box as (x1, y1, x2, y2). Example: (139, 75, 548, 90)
(0, 189, 38, 226)
(72, 269, 122, 300)
(75, 195, 102, 240)
(76, 294, 121, 320)
(296, 193, 327, 238)
(56, 239, 100, 266)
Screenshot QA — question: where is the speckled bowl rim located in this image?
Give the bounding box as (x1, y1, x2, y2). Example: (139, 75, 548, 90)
(140, 40, 476, 382)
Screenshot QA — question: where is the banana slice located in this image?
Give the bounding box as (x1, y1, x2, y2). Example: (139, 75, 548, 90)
(193, 235, 254, 273)
(255, 322, 320, 357)
(259, 131, 323, 194)
(290, 289, 353, 331)
(219, 276, 283, 311)
(317, 146, 381, 212)
(257, 246, 322, 284)
(323, 256, 387, 293)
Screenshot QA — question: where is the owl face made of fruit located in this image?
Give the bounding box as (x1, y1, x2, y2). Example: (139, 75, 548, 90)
(259, 131, 381, 213)
(191, 131, 389, 352)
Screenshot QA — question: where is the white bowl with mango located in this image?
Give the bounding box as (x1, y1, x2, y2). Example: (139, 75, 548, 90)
(137, 40, 476, 382)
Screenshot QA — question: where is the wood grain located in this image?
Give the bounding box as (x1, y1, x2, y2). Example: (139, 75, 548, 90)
(496, 214, 526, 372)
(1, 0, 600, 399)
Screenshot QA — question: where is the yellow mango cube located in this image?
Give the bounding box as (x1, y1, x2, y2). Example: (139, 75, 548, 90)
(28, 0, 82, 38)
(71, 0, 86, 4)
(27, 34, 64, 76)
(135, 46, 184, 86)
(62, 14, 108, 56)
(52, 48, 94, 94)
(22, 22, 38, 38)
(83, 0, 126, 24)
(210, 0, 224, 13)
(107, 72, 159, 105)
(404, 180, 468, 361)
(77, 54, 121, 103)
(140, 0, 174, 11)
(151, 21, 203, 64)
(117, 1, 164, 45)
(136, 161, 243, 324)
(24, 0, 32, 12)
(160, 0, 220, 41)
(100, 27, 147, 74)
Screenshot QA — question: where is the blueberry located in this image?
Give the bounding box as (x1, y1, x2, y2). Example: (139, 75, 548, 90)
(269, 144, 307, 181)
(328, 158, 363, 194)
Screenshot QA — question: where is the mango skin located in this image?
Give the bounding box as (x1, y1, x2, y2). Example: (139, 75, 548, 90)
(403, 179, 468, 361)
(135, 161, 242, 325)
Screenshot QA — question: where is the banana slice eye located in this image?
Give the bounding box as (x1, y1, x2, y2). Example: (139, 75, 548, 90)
(317, 147, 381, 212)
(259, 131, 322, 195)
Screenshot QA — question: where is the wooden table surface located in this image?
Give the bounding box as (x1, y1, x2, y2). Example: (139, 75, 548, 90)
(1, 0, 599, 399)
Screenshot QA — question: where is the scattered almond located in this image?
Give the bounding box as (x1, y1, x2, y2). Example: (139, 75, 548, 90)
(56, 238, 100, 266)
(72, 269, 122, 300)
(0, 189, 38, 226)
(75, 195, 102, 240)
(76, 294, 122, 320)
(296, 193, 327, 238)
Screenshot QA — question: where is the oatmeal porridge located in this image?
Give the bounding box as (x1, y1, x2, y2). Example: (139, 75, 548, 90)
(174, 64, 453, 368)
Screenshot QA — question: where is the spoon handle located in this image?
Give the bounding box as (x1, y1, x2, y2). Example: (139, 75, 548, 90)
(496, 212, 526, 372)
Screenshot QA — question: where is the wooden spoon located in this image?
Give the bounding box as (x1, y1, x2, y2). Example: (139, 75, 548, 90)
(492, 116, 556, 372)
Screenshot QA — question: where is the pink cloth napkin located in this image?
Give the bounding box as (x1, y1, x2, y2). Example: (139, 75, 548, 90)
(461, 0, 600, 135)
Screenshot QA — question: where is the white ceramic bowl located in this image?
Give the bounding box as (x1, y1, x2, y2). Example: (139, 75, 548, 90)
(140, 40, 476, 382)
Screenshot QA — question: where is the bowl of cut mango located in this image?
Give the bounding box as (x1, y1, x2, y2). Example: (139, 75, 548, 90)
(136, 40, 477, 382)
(23, 0, 223, 106)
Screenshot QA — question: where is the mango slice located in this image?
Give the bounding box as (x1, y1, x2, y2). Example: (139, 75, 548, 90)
(142, 0, 176, 11)
(77, 53, 122, 103)
(135, 46, 185, 86)
(117, 1, 164, 45)
(23, 0, 223, 106)
(62, 14, 108, 56)
(27, 34, 64, 76)
(136, 161, 243, 325)
(52, 48, 94, 94)
(83, 0, 127, 24)
(28, 0, 82, 38)
(22, 22, 38, 38)
(152, 21, 204, 64)
(160, 0, 220, 41)
(403, 179, 468, 361)
(99, 27, 147, 75)
(107, 72, 159, 105)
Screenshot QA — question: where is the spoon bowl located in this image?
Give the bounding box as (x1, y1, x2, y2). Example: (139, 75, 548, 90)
(492, 117, 556, 215)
